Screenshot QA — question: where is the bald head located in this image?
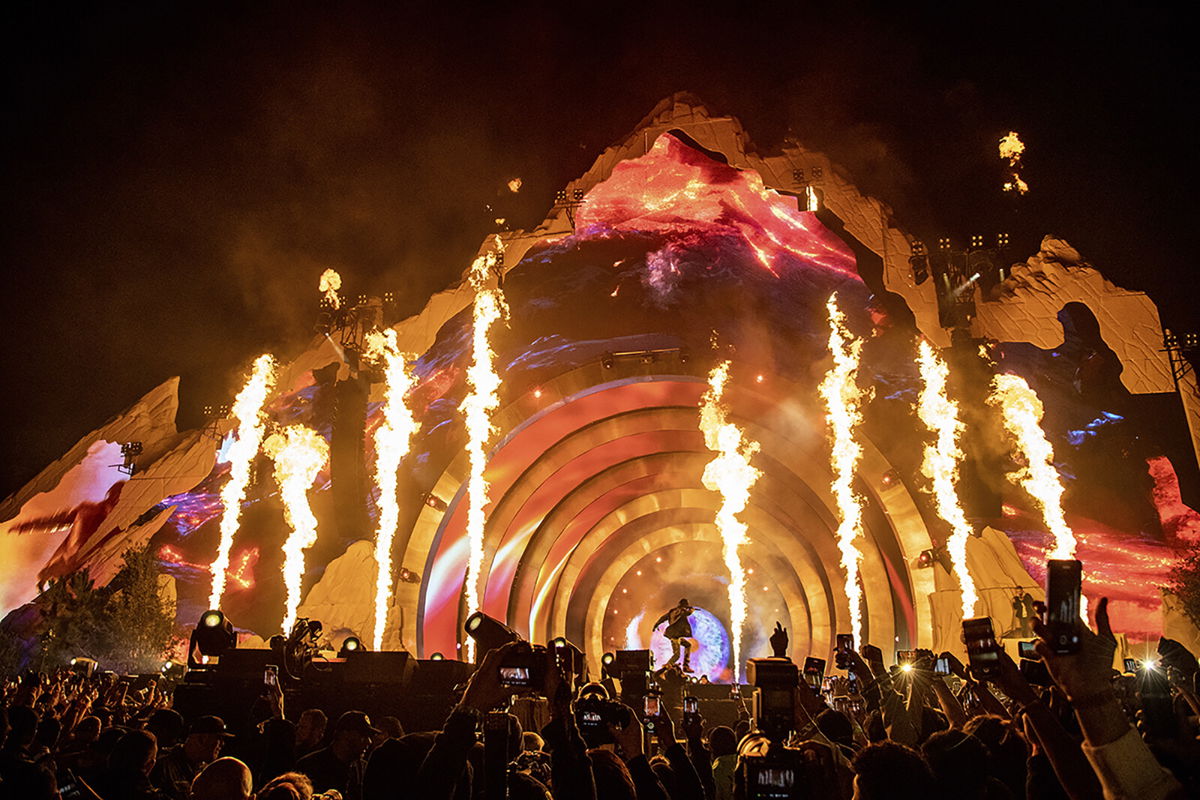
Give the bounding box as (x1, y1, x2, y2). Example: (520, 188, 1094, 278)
(189, 756, 252, 800)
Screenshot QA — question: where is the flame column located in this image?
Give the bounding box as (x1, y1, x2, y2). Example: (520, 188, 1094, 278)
(461, 244, 509, 661)
(818, 295, 869, 647)
(699, 361, 762, 682)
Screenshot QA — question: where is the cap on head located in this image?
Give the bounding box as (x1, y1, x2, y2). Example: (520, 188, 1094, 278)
(334, 710, 380, 737)
(189, 715, 234, 738)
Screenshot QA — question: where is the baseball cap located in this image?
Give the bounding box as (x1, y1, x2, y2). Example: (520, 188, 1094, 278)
(334, 710, 380, 736)
(189, 715, 235, 738)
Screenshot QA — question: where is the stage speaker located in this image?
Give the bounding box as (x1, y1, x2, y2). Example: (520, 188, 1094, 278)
(410, 659, 475, 697)
(330, 373, 371, 542)
(340, 651, 415, 686)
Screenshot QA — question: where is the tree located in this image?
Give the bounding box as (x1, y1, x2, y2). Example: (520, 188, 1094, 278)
(1167, 545, 1200, 631)
(27, 545, 181, 675)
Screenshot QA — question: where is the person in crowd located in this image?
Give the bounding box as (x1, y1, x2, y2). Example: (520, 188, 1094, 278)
(189, 756, 253, 800)
(153, 714, 234, 800)
(295, 710, 376, 799)
(293, 709, 327, 759)
(93, 728, 163, 799)
(707, 725, 738, 800)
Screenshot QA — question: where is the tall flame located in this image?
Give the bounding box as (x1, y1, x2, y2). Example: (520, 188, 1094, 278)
(699, 361, 762, 682)
(208, 354, 277, 610)
(461, 241, 509, 660)
(915, 341, 979, 618)
(989, 373, 1088, 619)
(818, 295, 869, 646)
(318, 268, 342, 309)
(264, 425, 329, 635)
(364, 329, 419, 650)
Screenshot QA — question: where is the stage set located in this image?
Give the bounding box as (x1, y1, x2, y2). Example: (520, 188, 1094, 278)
(3, 95, 1200, 685)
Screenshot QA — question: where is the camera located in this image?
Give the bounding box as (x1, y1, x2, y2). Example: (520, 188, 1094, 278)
(748, 658, 798, 742)
(497, 641, 548, 690)
(735, 735, 816, 800)
(574, 683, 632, 746)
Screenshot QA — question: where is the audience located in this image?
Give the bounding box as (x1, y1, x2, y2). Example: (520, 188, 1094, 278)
(2, 595, 1198, 800)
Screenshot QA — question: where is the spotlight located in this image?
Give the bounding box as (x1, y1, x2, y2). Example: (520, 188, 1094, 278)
(190, 609, 236, 665)
(161, 660, 187, 682)
(464, 612, 520, 657)
(550, 637, 584, 674)
(430, 652, 445, 661)
(338, 636, 364, 658)
(900, 663, 914, 674)
(601, 652, 615, 667)
(69, 657, 97, 677)
(601, 353, 615, 370)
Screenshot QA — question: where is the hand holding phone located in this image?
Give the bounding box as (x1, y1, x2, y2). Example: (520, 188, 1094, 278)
(962, 618, 1002, 678)
(1046, 559, 1082, 655)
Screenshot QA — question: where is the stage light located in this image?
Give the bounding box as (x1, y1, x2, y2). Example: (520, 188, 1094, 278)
(430, 652, 445, 661)
(339, 636, 364, 658)
(1144, 660, 1158, 672)
(533, 387, 542, 399)
(900, 663, 914, 674)
(602, 353, 615, 369)
(191, 609, 236, 663)
(601, 652, 615, 667)
(464, 612, 520, 657)
(69, 657, 97, 677)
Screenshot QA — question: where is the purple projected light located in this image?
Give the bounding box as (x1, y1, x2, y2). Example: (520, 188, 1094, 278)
(649, 606, 731, 683)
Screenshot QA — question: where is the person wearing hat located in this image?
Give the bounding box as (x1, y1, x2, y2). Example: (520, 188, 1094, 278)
(653, 598, 696, 672)
(151, 715, 232, 800)
(295, 710, 377, 800)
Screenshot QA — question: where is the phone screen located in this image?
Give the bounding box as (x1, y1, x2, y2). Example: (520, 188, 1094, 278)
(499, 666, 532, 687)
(803, 657, 826, 688)
(934, 657, 950, 675)
(963, 617, 1001, 675)
(264, 665, 278, 687)
(1018, 641, 1037, 660)
(683, 696, 698, 713)
(644, 695, 660, 716)
(1046, 559, 1082, 654)
(1123, 658, 1138, 674)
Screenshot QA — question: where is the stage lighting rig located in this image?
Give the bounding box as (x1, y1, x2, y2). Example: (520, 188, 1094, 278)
(114, 442, 143, 476)
(430, 652, 445, 661)
(189, 610, 236, 667)
(338, 636, 364, 658)
(464, 612, 520, 657)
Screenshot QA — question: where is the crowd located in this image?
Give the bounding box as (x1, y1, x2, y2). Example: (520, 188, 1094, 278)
(2, 596, 1198, 799)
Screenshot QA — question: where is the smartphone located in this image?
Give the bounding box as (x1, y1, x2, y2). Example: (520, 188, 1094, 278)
(644, 694, 659, 735)
(934, 656, 951, 676)
(1046, 559, 1083, 654)
(835, 633, 854, 668)
(1123, 658, 1138, 674)
(1018, 641, 1038, 660)
(1019, 659, 1052, 687)
(962, 617, 1002, 677)
(499, 666, 533, 688)
(803, 657, 826, 689)
(264, 664, 279, 688)
(1137, 664, 1175, 738)
(683, 695, 699, 728)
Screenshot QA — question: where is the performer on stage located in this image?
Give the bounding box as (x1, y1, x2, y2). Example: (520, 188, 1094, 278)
(653, 598, 696, 673)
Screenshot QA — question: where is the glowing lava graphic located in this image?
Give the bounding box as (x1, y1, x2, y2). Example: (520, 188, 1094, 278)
(699, 360, 762, 682)
(264, 425, 329, 635)
(575, 134, 858, 279)
(648, 607, 731, 683)
(364, 328, 419, 650)
(209, 354, 276, 610)
(461, 240, 509, 661)
(818, 295, 868, 646)
(915, 341, 978, 618)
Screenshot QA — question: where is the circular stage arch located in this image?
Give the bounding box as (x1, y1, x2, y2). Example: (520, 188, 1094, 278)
(400, 357, 937, 672)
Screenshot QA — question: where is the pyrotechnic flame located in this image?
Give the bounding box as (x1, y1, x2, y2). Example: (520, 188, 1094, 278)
(461, 241, 509, 660)
(989, 373, 1087, 619)
(699, 361, 763, 682)
(818, 295, 869, 646)
(507, 178, 522, 193)
(915, 341, 979, 618)
(988, 374, 1075, 559)
(364, 329, 419, 650)
(208, 354, 277, 610)
(999, 131, 1029, 195)
(318, 268, 342, 309)
(264, 425, 329, 635)
(805, 185, 819, 212)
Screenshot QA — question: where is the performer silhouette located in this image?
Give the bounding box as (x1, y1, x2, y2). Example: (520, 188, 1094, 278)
(653, 598, 696, 672)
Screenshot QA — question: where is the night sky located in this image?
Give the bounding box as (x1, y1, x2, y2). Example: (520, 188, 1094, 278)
(1, 2, 1196, 498)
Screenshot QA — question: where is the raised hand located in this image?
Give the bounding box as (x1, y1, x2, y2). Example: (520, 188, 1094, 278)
(769, 622, 789, 659)
(1033, 597, 1116, 703)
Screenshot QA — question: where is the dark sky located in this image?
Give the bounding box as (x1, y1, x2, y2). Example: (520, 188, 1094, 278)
(1, 2, 1196, 498)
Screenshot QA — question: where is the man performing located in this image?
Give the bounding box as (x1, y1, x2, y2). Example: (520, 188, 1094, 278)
(653, 598, 696, 672)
